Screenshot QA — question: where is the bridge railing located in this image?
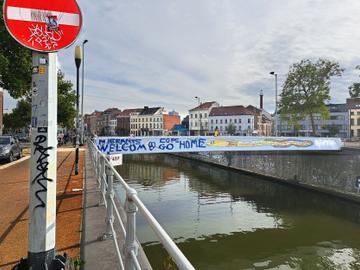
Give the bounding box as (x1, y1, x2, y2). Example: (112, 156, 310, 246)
(88, 140, 195, 270)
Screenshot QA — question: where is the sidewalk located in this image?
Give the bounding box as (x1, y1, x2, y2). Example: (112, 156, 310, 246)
(0, 148, 84, 269)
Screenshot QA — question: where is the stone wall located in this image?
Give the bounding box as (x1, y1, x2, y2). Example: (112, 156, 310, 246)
(176, 148, 360, 202)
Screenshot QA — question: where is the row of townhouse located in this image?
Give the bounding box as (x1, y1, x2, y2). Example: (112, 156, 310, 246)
(188, 93, 273, 136)
(276, 98, 360, 138)
(85, 106, 180, 136)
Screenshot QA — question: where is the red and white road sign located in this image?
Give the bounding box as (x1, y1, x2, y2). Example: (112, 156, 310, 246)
(3, 0, 82, 52)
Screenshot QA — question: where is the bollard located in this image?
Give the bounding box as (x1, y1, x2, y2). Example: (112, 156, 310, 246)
(103, 164, 115, 240)
(124, 188, 139, 270)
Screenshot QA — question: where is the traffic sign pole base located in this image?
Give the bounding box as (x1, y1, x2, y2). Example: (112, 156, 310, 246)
(11, 252, 72, 270)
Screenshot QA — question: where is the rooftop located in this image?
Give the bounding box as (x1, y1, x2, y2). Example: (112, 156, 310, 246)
(189, 101, 218, 111)
(117, 108, 143, 117)
(139, 106, 162, 115)
(327, 103, 347, 112)
(209, 105, 255, 116)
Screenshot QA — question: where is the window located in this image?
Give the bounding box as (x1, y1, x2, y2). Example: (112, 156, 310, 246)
(234, 119, 237, 123)
(351, 119, 354, 125)
(225, 119, 227, 124)
(195, 114, 197, 118)
(150, 123, 152, 128)
(239, 119, 242, 123)
(248, 118, 251, 123)
(200, 113, 202, 118)
(358, 111, 360, 115)
(216, 119, 218, 124)
(220, 119, 223, 124)
(351, 111, 354, 115)
(230, 119, 232, 123)
(195, 122, 197, 127)
(205, 113, 207, 118)
(357, 118, 360, 125)
(211, 119, 213, 124)
(191, 114, 193, 118)
(330, 116, 337, 120)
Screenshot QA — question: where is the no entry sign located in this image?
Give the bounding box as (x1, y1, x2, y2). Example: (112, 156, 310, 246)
(3, 0, 82, 52)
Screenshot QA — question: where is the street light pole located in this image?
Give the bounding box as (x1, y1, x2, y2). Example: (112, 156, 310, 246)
(81, 39, 88, 144)
(270, 72, 278, 136)
(75, 46, 82, 175)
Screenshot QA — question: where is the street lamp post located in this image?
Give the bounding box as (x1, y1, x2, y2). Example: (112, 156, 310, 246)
(81, 39, 88, 144)
(270, 72, 278, 136)
(75, 46, 82, 175)
(194, 96, 201, 135)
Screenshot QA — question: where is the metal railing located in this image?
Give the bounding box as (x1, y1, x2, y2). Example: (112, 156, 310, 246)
(88, 140, 195, 270)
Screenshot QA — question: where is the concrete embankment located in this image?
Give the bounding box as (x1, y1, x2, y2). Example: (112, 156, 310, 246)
(175, 148, 360, 203)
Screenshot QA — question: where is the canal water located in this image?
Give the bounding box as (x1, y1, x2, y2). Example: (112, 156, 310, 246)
(115, 154, 360, 270)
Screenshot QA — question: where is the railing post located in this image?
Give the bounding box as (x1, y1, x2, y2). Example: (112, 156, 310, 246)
(99, 157, 106, 205)
(103, 163, 115, 239)
(124, 188, 139, 270)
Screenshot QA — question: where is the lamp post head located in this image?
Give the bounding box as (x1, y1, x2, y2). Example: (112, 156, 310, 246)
(75, 45, 82, 68)
(269, 71, 275, 75)
(83, 39, 88, 45)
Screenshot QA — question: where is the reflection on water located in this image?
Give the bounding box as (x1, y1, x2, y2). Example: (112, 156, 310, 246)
(115, 154, 360, 270)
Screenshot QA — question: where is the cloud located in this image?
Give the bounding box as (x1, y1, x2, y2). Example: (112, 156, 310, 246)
(5, 0, 360, 117)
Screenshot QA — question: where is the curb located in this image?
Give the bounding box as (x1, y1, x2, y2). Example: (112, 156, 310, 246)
(0, 156, 30, 170)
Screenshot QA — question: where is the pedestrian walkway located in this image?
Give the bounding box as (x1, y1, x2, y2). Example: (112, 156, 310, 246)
(0, 148, 84, 269)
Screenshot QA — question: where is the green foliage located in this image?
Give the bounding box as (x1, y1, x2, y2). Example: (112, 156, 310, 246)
(73, 257, 84, 270)
(348, 65, 360, 98)
(3, 71, 76, 130)
(3, 99, 31, 132)
(57, 71, 76, 129)
(279, 58, 343, 135)
(225, 123, 236, 135)
(327, 125, 340, 137)
(0, 0, 32, 98)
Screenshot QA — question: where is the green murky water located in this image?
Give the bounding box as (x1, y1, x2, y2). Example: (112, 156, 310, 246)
(115, 154, 360, 269)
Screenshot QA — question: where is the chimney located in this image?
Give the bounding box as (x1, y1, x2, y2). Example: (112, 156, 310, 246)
(260, 89, 263, 110)
(144, 106, 149, 109)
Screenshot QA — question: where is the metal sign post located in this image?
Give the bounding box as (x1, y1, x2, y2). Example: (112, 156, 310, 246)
(3, 0, 83, 269)
(28, 52, 59, 269)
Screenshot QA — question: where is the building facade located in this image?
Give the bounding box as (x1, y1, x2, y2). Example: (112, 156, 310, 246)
(102, 108, 121, 136)
(208, 105, 256, 135)
(116, 108, 143, 136)
(189, 101, 219, 135)
(277, 104, 349, 138)
(130, 107, 181, 136)
(347, 98, 360, 139)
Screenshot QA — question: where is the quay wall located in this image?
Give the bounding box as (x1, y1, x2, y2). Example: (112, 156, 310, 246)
(175, 148, 360, 202)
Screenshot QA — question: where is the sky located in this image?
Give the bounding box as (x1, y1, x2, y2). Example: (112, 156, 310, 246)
(4, 0, 360, 117)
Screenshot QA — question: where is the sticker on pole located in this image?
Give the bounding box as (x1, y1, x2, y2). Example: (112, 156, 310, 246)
(3, 0, 82, 52)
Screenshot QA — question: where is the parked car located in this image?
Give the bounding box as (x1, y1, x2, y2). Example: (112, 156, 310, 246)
(0, 136, 22, 162)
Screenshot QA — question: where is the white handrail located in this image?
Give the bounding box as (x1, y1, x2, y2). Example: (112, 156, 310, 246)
(88, 140, 195, 270)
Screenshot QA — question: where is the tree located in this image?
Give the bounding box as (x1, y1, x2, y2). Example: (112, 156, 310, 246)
(0, 0, 32, 98)
(57, 71, 76, 129)
(3, 71, 76, 131)
(225, 123, 236, 135)
(3, 99, 31, 132)
(349, 65, 360, 98)
(327, 125, 340, 137)
(279, 58, 343, 135)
